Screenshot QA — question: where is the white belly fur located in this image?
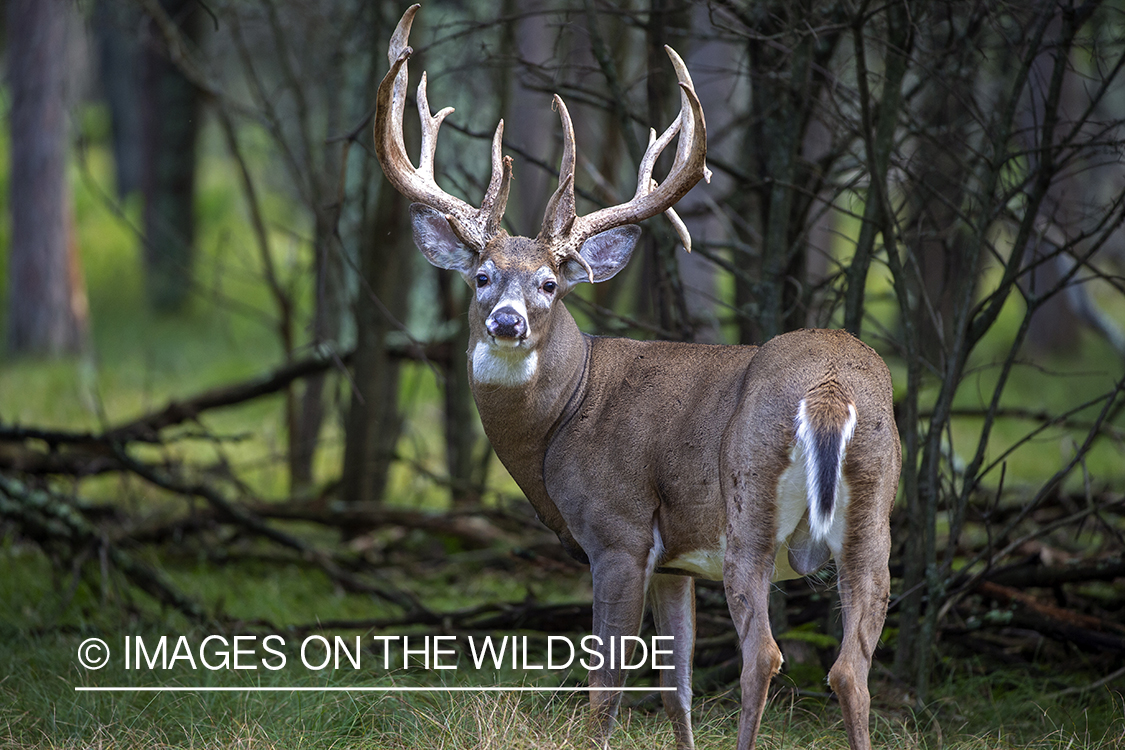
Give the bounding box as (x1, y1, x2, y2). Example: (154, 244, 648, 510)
(662, 536, 727, 580)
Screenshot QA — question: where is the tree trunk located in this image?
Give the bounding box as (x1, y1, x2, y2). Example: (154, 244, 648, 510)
(289, 4, 359, 491)
(291, 208, 347, 489)
(5, 0, 89, 357)
(93, 0, 144, 199)
(640, 0, 694, 341)
(437, 272, 487, 508)
(729, 0, 842, 345)
(140, 0, 203, 313)
(340, 179, 413, 507)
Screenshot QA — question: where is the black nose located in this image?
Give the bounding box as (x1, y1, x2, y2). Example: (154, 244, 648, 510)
(488, 306, 527, 339)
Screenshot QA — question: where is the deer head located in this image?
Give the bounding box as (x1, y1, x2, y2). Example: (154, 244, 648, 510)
(374, 4, 710, 384)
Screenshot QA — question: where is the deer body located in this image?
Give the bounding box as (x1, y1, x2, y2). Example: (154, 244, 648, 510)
(478, 324, 757, 571)
(375, 7, 901, 749)
(450, 227, 899, 750)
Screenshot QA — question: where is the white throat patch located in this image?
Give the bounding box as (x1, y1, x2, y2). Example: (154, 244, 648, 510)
(472, 341, 539, 386)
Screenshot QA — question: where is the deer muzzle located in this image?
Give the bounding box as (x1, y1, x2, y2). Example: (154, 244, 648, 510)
(486, 305, 528, 343)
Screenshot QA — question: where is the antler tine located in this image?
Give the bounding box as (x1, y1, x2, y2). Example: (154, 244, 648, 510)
(549, 44, 708, 260)
(539, 96, 578, 242)
(636, 123, 679, 200)
(637, 126, 696, 252)
(374, 4, 511, 250)
(663, 196, 695, 253)
(416, 71, 454, 177)
(385, 4, 417, 152)
(665, 46, 712, 184)
(482, 121, 513, 237)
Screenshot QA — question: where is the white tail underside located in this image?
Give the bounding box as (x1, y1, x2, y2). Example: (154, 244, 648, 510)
(795, 400, 857, 541)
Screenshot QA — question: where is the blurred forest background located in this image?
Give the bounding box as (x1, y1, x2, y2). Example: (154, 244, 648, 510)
(1, 0, 1124, 745)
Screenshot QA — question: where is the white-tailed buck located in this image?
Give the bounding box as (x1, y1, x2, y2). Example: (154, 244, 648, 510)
(375, 6, 901, 749)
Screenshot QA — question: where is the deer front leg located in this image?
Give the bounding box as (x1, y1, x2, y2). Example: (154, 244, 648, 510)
(649, 573, 696, 750)
(587, 550, 649, 749)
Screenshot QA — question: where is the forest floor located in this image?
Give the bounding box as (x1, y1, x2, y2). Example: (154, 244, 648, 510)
(2, 532, 1123, 750)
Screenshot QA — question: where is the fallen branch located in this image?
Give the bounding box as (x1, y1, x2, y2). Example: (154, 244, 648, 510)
(0, 442, 122, 476)
(0, 341, 454, 477)
(984, 556, 1125, 589)
(246, 500, 523, 548)
(0, 351, 349, 478)
(122, 498, 556, 553)
(0, 475, 211, 624)
(109, 349, 354, 442)
(107, 340, 451, 441)
(260, 598, 595, 636)
(113, 449, 426, 615)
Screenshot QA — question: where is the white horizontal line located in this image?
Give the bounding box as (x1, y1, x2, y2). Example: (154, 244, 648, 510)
(75, 686, 676, 693)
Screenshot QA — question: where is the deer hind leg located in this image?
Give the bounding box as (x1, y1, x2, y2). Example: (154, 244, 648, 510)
(649, 573, 696, 750)
(726, 564, 780, 750)
(722, 499, 781, 750)
(587, 550, 649, 749)
(829, 504, 892, 750)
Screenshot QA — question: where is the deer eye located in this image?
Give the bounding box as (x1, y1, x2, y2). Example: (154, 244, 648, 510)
(475, 273, 490, 288)
(542, 280, 557, 295)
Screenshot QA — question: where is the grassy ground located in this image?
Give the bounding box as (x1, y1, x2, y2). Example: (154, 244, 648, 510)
(2, 622, 1123, 748)
(3, 535, 1123, 750)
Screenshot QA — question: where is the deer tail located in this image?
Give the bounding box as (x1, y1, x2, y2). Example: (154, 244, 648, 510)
(794, 382, 857, 542)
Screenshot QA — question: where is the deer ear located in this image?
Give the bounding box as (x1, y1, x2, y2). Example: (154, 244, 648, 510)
(410, 203, 478, 274)
(563, 225, 641, 284)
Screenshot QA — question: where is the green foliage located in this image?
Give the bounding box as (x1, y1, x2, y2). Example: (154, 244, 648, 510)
(2, 103, 324, 499)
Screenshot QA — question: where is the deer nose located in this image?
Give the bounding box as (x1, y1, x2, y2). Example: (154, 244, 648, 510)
(487, 306, 527, 340)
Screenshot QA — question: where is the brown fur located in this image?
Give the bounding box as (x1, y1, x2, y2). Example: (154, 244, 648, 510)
(469, 277, 900, 750)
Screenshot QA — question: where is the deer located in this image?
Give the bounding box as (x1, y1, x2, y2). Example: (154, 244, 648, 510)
(373, 6, 901, 750)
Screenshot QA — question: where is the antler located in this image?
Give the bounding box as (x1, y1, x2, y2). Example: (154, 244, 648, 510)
(375, 5, 708, 266)
(539, 45, 711, 271)
(373, 4, 512, 251)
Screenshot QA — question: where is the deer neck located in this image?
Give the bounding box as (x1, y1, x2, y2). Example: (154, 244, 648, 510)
(468, 301, 587, 457)
(466, 300, 590, 563)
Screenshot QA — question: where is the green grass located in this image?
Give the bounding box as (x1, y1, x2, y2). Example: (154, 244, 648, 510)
(2, 621, 1122, 748)
(3, 533, 1123, 750)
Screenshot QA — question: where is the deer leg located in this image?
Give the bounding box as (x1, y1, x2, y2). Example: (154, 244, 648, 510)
(649, 573, 696, 750)
(725, 560, 780, 750)
(829, 515, 891, 750)
(588, 550, 649, 749)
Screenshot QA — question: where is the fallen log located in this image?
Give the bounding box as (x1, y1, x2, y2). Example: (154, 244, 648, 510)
(985, 556, 1125, 589)
(974, 580, 1125, 653)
